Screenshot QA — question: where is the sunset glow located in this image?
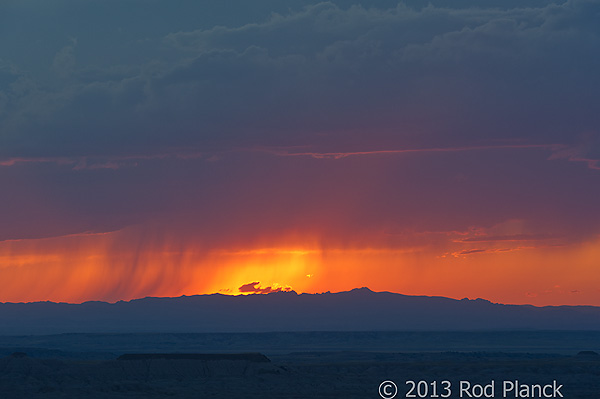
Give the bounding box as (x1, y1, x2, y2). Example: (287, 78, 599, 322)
(1, 224, 598, 306)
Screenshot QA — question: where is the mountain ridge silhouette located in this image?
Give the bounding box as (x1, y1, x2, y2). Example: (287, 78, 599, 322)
(1, 288, 598, 334)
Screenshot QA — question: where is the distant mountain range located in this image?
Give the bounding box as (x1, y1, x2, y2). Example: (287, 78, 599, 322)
(1, 288, 599, 334)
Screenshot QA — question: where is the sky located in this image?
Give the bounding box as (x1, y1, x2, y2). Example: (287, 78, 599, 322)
(0, 0, 599, 305)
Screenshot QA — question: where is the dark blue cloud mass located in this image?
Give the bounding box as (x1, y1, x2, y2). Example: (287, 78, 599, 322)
(0, 0, 599, 248)
(0, 0, 598, 161)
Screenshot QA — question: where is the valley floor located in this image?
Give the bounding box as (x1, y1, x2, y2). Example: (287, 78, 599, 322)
(0, 332, 598, 398)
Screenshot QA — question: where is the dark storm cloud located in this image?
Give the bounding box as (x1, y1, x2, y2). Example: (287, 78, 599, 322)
(0, 0, 599, 163)
(1, 0, 600, 246)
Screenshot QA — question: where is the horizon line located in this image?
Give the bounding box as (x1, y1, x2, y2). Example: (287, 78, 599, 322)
(1, 287, 598, 309)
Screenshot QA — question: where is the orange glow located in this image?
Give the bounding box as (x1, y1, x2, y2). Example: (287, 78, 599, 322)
(0, 227, 599, 305)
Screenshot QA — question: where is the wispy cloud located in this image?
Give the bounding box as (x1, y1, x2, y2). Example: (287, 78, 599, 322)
(0, 150, 205, 170)
(457, 234, 558, 243)
(449, 246, 540, 257)
(260, 144, 564, 160)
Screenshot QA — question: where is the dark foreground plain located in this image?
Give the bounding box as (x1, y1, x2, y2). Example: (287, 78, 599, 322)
(0, 331, 599, 398)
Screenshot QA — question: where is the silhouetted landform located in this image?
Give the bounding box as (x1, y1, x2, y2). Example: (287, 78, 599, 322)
(576, 350, 599, 357)
(0, 346, 115, 360)
(1, 350, 599, 398)
(1, 288, 600, 334)
(117, 352, 270, 362)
